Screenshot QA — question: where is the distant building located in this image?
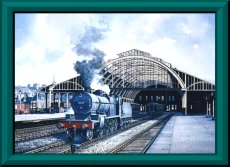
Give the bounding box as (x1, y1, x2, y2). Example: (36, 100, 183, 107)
(33, 83, 39, 88)
(15, 83, 46, 114)
(42, 84, 47, 88)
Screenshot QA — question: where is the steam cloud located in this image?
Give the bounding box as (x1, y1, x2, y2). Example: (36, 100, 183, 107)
(73, 26, 108, 92)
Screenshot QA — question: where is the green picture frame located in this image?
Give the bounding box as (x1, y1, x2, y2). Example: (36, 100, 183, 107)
(1, 0, 228, 165)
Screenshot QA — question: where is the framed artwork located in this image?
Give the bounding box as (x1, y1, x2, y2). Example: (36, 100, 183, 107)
(1, 0, 228, 166)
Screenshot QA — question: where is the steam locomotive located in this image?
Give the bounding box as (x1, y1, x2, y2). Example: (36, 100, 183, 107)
(57, 90, 132, 146)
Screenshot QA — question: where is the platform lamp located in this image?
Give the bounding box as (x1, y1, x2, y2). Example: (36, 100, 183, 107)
(205, 96, 208, 117)
(36, 85, 39, 113)
(49, 82, 56, 113)
(211, 92, 215, 119)
(19, 90, 22, 112)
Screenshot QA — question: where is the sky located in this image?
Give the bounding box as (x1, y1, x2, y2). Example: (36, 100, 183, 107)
(15, 13, 215, 87)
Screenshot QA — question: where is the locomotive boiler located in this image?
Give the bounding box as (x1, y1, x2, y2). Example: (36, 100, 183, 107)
(57, 90, 132, 146)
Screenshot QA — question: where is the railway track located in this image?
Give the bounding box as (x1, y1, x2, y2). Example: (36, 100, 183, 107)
(22, 113, 167, 154)
(15, 124, 57, 135)
(23, 114, 156, 154)
(15, 128, 66, 142)
(24, 141, 67, 154)
(70, 114, 162, 153)
(74, 113, 171, 154)
(109, 114, 171, 153)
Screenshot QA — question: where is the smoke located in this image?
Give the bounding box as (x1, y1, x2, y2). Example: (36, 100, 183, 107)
(91, 74, 110, 94)
(73, 26, 109, 93)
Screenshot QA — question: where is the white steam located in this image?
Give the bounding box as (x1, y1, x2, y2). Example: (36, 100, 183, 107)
(90, 74, 110, 94)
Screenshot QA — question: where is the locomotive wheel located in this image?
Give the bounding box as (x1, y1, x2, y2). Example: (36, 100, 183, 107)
(109, 125, 114, 133)
(109, 121, 114, 133)
(104, 128, 109, 135)
(112, 123, 117, 133)
(98, 128, 104, 137)
(123, 119, 126, 128)
(120, 123, 124, 129)
(66, 130, 73, 141)
(120, 119, 125, 129)
(71, 145, 76, 153)
(111, 120, 117, 132)
(85, 129, 93, 141)
(114, 121, 118, 131)
(125, 121, 128, 127)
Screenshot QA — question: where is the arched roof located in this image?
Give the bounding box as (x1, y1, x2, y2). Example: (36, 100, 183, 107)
(100, 49, 187, 101)
(40, 49, 215, 103)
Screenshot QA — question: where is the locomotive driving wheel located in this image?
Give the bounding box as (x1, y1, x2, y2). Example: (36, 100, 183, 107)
(71, 145, 76, 153)
(114, 120, 118, 131)
(109, 121, 115, 133)
(104, 127, 109, 135)
(111, 120, 117, 133)
(109, 124, 114, 133)
(98, 128, 104, 137)
(120, 119, 126, 129)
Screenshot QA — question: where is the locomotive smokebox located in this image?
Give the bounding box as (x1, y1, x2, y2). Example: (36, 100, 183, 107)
(80, 124, 88, 130)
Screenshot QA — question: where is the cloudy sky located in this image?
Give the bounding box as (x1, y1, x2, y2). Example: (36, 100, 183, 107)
(15, 13, 215, 87)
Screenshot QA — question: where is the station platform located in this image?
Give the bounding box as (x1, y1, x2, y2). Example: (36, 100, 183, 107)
(146, 115, 215, 154)
(15, 113, 66, 122)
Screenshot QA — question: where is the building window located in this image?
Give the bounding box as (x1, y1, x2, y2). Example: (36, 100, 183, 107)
(146, 96, 148, 101)
(169, 96, 171, 102)
(156, 96, 158, 101)
(162, 96, 164, 101)
(172, 96, 174, 101)
(151, 96, 153, 101)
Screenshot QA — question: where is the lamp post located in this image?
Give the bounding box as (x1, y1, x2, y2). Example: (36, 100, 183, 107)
(66, 92, 69, 110)
(19, 90, 22, 112)
(49, 88, 53, 113)
(211, 92, 215, 119)
(206, 96, 208, 117)
(49, 82, 56, 113)
(36, 85, 39, 113)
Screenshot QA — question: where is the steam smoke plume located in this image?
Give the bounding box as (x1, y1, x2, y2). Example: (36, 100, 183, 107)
(73, 26, 107, 91)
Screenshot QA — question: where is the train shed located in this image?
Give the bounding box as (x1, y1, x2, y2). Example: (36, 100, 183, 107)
(41, 49, 215, 116)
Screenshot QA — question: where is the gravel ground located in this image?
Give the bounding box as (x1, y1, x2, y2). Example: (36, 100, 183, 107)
(15, 132, 67, 153)
(78, 120, 157, 154)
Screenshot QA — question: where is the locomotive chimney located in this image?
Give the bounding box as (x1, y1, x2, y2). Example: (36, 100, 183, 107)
(84, 86, 91, 93)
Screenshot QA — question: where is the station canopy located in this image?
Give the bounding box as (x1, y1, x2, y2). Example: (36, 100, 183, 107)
(99, 49, 186, 102)
(99, 49, 214, 102)
(41, 49, 215, 103)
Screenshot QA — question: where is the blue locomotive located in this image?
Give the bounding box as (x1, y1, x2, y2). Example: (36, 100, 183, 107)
(57, 90, 132, 145)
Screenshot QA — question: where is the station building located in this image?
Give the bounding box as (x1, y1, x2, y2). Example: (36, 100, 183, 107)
(40, 49, 215, 116)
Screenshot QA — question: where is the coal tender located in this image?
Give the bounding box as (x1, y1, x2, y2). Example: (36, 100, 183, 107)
(57, 90, 132, 151)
